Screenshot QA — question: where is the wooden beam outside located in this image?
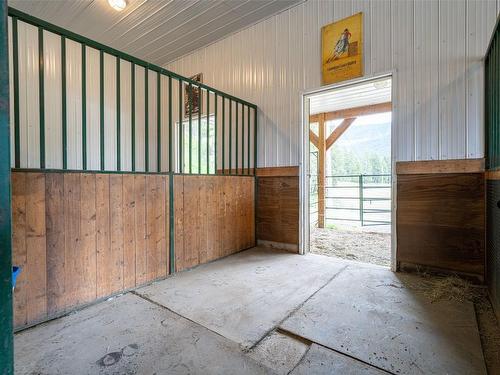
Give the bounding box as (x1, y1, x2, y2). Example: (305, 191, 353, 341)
(317, 113, 325, 228)
(310, 102, 392, 123)
(309, 130, 319, 148)
(325, 118, 356, 150)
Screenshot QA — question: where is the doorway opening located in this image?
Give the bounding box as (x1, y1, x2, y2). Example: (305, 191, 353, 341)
(306, 76, 392, 267)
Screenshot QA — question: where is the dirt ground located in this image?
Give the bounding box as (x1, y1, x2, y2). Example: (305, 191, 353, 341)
(310, 227, 391, 267)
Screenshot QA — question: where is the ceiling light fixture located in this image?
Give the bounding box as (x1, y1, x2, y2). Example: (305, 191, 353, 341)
(108, 0, 127, 11)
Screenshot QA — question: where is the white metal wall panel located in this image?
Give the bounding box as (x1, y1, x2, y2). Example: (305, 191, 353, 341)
(147, 70, 158, 172)
(166, 0, 497, 166)
(120, 59, 132, 171)
(389, 0, 412, 162)
(65, 38, 82, 170)
(414, 0, 438, 161)
(134, 65, 145, 172)
(18, 21, 40, 168)
(85, 46, 100, 171)
(160, 75, 169, 172)
(103, 53, 117, 171)
(439, 0, 467, 160)
(44, 30, 63, 169)
(467, 0, 497, 158)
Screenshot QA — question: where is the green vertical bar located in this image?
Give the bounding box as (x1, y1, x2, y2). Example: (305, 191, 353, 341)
(188, 82, 192, 174)
(116, 56, 120, 171)
(0, 2, 13, 372)
(247, 104, 250, 175)
(179, 79, 183, 173)
(38, 27, 45, 168)
(214, 93, 217, 174)
(145, 68, 149, 172)
(131, 62, 135, 171)
(206, 89, 209, 174)
(157, 71, 161, 172)
(222, 97, 225, 174)
(99, 49, 104, 170)
(359, 175, 364, 226)
(242, 105, 245, 175)
(253, 107, 257, 175)
(12, 17, 19, 168)
(229, 99, 232, 173)
(235, 101, 238, 175)
(82, 44, 86, 170)
(168, 76, 172, 172)
(198, 85, 201, 174)
(62, 36, 67, 169)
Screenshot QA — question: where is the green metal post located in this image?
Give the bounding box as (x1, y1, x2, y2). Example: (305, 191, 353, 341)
(178, 79, 183, 173)
(235, 101, 238, 174)
(157, 71, 161, 172)
(12, 16, 19, 168)
(198, 85, 201, 174)
(206, 89, 209, 174)
(99, 49, 104, 170)
(145, 68, 149, 172)
(61, 36, 67, 169)
(253, 107, 257, 175)
(222, 97, 225, 174)
(131, 62, 135, 171)
(188, 83, 192, 174)
(214, 93, 217, 174)
(229, 99, 232, 173)
(82, 44, 86, 170)
(242, 105, 245, 175)
(38, 27, 45, 168)
(116, 56, 120, 171)
(247, 105, 250, 175)
(0, 1, 13, 371)
(168, 76, 172, 172)
(359, 175, 364, 226)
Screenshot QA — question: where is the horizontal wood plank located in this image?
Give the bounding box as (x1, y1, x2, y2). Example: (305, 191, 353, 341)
(396, 159, 485, 175)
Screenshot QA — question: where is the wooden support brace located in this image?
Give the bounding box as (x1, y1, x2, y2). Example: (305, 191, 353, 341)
(325, 118, 356, 150)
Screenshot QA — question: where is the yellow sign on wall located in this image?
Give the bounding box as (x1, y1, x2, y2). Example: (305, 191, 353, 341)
(322, 13, 363, 85)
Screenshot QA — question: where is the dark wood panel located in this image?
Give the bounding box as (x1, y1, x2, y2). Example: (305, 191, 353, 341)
(256, 176, 299, 246)
(397, 173, 485, 277)
(396, 158, 485, 175)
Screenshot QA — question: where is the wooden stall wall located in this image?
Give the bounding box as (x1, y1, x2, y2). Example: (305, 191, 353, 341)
(12, 171, 169, 329)
(256, 167, 299, 252)
(396, 159, 485, 279)
(174, 175, 255, 272)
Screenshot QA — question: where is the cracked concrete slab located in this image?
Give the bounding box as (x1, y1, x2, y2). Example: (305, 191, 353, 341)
(281, 266, 487, 374)
(14, 293, 274, 375)
(290, 344, 386, 375)
(136, 247, 346, 348)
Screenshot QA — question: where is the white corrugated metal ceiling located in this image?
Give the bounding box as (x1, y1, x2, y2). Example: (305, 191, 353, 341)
(9, 0, 302, 66)
(309, 77, 392, 115)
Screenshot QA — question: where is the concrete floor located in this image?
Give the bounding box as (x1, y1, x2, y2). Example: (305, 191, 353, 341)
(15, 248, 487, 374)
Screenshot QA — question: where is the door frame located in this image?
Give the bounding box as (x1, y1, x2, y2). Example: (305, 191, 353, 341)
(299, 72, 396, 271)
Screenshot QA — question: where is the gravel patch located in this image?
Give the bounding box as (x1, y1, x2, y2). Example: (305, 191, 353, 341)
(310, 227, 391, 267)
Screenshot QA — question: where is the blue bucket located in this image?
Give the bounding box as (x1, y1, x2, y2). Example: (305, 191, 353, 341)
(12, 266, 21, 290)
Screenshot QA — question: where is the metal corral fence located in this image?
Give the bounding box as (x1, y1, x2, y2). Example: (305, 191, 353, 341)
(310, 173, 391, 227)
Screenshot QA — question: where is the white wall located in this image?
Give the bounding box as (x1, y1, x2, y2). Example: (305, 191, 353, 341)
(166, 0, 500, 167)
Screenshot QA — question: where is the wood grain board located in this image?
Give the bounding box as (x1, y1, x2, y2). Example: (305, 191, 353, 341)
(173, 175, 255, 272)
(12, 171, 169, 329)
(256, 176, 299, 247)
(12, 171, 254, 329)
(397, 172, 485, 277)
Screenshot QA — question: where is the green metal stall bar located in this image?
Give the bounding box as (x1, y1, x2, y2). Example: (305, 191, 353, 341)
(0, 1, 13, 373)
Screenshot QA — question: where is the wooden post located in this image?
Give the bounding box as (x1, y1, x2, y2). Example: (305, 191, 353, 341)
(318, 113, 325, 228)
